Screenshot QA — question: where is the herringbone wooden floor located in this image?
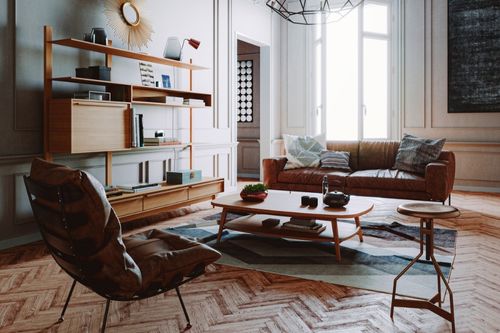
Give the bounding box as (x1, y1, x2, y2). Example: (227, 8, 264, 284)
(0, 191, 499, 333)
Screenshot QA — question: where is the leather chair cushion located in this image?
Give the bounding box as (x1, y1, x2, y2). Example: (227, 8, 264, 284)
(346, 169, 426, 192)
(30, 158, 143, 298)
(277, 168, 351, 188)
(124, 229, 221, 293)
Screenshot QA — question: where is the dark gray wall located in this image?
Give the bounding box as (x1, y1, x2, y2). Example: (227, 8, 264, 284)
(0, 0, 241, 249)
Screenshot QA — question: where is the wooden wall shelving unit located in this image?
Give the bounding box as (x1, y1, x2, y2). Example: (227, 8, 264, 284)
(43, 25, 224, 221)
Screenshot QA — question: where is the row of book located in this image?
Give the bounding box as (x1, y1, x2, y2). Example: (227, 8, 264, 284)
(131, 109, 144, 148)
(131, 109, 181, 147)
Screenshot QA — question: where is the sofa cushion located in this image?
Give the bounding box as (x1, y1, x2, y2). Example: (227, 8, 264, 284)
(278, 168, 350, 188)
(326, 141, 359, 170)
(358, 140, 400, 170)
(283, 134, 324, 169)
(346, 169, 426, 192)
(320, 151, 351, 171)
(393, 134, 446, 174)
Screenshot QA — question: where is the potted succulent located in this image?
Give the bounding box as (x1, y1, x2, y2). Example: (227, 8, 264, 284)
(240, 183, 269, 202)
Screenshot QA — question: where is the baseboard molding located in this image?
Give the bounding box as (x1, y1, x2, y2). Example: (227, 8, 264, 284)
(454, 185, 500, 193)
(237, 173, 260, 179)
(0, 232, 41, 251)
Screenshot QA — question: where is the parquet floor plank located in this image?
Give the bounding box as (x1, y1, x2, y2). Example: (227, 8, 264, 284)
(0, 190, 498, 332)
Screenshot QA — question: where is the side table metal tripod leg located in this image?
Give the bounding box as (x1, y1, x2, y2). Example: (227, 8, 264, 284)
(390, 218, 425, 319)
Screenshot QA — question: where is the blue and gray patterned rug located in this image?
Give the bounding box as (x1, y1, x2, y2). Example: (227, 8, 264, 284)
(165, 212, 456, 299)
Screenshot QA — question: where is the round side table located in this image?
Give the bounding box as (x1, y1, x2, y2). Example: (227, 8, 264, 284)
(391, 202, 460, 333)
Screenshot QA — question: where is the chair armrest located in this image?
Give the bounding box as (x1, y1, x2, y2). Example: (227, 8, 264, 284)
(425, 162, 451, 202)
(262, 157, 287, 187)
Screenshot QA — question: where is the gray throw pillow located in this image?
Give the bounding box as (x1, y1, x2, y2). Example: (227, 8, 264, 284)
(393, 134, 446, 174)
(320, 151, 351, 171)
(283, 134, 324, 169)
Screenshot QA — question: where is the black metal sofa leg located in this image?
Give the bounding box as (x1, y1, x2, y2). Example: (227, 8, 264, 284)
(175, 287, 192, 329)
(58, 279, 77, 323)
(101, 299, 111, 333)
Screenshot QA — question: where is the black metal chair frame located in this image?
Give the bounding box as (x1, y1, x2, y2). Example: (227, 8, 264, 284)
(24, 176, 202, 332)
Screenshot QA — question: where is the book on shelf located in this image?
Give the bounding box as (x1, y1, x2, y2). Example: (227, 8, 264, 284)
(144, 141, 182, 147)
(183, 98, 205, 107)
(288, 217, 317, 227)
(134, 96, 184, 105)
(117, 183, 160, 193)
(131, 109, 144, 148)
(166, 96, 185, 105)
(143, 137, 182, 146)
(144, 137, 179, 143)
(281, 221, 326, 234)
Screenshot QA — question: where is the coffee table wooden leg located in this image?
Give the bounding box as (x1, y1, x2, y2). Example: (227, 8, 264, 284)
(216, 209, 228, 244)
(354, 216, 364, 242)
(331, 219, 341, 262)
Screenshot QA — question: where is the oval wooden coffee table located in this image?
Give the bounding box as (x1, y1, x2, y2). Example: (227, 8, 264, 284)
(211, 191, 374, 262)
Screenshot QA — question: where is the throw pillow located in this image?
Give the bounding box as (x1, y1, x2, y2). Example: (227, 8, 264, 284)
(320, 151, 351, 171)
(283, 134, 324, 169)
(393, 134, 446, 174)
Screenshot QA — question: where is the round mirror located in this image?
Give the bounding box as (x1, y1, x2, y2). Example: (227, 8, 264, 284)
(121, 2, 140, 26)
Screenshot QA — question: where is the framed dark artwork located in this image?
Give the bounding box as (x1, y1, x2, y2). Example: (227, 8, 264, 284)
(448, 0, 500, 113)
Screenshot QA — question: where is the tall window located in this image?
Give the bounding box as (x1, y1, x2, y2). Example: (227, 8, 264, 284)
(324, 0, 393, 140)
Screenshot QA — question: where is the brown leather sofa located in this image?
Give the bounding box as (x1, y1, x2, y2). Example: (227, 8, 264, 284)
(263, 140, 455, 202)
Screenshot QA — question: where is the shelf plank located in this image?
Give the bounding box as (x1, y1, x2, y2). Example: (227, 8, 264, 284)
(50, 38, 207, 70)
(51, 77, 212, 107)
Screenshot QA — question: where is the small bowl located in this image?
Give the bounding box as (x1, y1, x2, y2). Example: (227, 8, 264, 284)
(240, 191, 268, 202)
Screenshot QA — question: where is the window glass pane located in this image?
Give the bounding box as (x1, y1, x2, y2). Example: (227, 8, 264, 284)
(363, 38, 388, 139)
(315, 40, 322, 136)
(326, 8, 359, 141)
(363, 3, 388, 34)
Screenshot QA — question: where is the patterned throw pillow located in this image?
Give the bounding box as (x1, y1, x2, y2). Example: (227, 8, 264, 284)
(320, 151, 351, 171)
(283, 134, 324, 169)
(393, 134, 446, 174)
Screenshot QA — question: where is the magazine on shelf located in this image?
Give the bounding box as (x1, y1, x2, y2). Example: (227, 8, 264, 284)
(281, 221, 326, 234)
(117, 183, 160, 193)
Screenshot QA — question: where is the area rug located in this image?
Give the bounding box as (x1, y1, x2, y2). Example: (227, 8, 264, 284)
(165, 213, 457, 299)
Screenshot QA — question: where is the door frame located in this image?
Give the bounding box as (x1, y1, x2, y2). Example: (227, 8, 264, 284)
(231, 32, 272, 181)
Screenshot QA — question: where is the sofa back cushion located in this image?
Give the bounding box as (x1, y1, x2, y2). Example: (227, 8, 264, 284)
(358, 140, 400, 170)
(326, 141, 360, 170)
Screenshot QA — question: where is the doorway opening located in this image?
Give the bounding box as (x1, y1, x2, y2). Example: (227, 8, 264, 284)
(236, 39, 261, 179)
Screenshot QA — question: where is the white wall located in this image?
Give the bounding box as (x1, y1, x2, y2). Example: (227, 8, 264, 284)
(402, 0, 500, 191)
(0, 0, 280, 249)
(280, 0, 500, 191)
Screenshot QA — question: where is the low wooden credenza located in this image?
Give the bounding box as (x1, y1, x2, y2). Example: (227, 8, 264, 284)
(109, 178, 224, 222)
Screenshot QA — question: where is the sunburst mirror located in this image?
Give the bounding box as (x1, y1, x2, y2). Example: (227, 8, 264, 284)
(104, 0, 153, 50)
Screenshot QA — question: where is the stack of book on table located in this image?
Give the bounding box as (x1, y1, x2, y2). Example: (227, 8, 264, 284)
(117, 183, 160, 193)
(183, 98, 205, 107)
(143, 137, 182, 146)
(281, 218, 326, 234)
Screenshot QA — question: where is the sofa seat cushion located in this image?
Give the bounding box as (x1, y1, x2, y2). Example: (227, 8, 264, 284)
(124, 229, 221, 294)
(277, 168, 351, 188)
(346, 169, 426, 192)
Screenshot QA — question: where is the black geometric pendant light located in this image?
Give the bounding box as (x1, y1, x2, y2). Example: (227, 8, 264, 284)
(266, 0, 364, 25)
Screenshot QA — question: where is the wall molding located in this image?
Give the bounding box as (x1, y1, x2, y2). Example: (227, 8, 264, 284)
(11, 0, 39, 133)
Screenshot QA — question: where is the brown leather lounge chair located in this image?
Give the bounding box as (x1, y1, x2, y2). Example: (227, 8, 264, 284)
(24, 158, 221, 332)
